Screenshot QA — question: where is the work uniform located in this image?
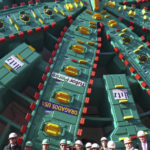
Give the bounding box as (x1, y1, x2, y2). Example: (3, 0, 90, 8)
(3, 143, 22, 150)
(125, 147, 138, 150)
(100, 137, 108, 150)
(100, 147, 108, 150)
(137, 130, 150, 150)
(137, 141, 150, 150)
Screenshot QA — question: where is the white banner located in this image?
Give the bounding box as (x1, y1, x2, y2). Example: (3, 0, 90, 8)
(51, 72, 86, 87)
(112, 89, 129, 100)
(5, 55, 24, 71)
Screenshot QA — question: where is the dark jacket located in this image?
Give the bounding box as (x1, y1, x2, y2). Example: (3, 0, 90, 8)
(100, 147, 107, 150)
(128, 148, 138, 150)
(3, 143, 22, 150)
(137, 141, 150, 150)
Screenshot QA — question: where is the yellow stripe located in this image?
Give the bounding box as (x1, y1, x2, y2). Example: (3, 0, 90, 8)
(119, 32, 125, 36)
(138, 45, 144, 49)
(114, 85, 124, 88)
(101, 10, 107, 14)
(32, 11, 37, 18)
(143, 15, 147, 20)
(133, 49, 140, 53)
(60, 11, 66, 16)
(9, 17, 14, 24)
(119, 137, 128, 141)
(14, 24, 20, 31)
(86, 10, 92, 14)
(54, 7, 59, 13)
(80, 1, 83, 7)
(119, 100, 128, 104)
(74, 2, 78, 8)
(123, 116, 133, 120)
(89, 21, 96, 25)
(77, 40, 84, 44)
(16, 54, 24, 61)
(38, 18, 44, 24)
(28, 45, 36, 51)
(118, 7, 121, 12)
(89, 24, 96, 28)
(142, 9, 146, 15)
(79, 60, 88, 64)
(104, 14, 110, 18)
(123, 5, 127, 10)
(4, 64, 12, 71)
(87, 42, 95, 45)
(121, 28, 127, 32)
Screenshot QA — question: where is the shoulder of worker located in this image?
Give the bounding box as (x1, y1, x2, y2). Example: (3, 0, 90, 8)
(147, 141, 150, 150)
(3, 144, 11, 150)
(99, 147, 104, 150)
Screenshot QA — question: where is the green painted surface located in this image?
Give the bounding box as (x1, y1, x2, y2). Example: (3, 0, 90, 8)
(103, 74, 150, 149)
(0, 0, 150, 150)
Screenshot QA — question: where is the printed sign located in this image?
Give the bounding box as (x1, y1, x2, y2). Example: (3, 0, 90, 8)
(112, 89, 129, 100)
(5, 55, 24, 71)
(51, 72, 86, 87)
(41, 100, 78, 116)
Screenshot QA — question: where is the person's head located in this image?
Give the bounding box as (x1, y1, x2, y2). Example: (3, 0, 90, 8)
(100, 137, 108, 148)
(107, 141, 115, 150)
(42, 139, 50, 150)
(91, 143, 99, 150)
(8, 132, 17, 144)
(60, 139, 67, 150)
(25, 141, 32, 150)
(74, 140, 83, 150)
(67, 140, 72, 150)
(137, 130, 147, 143)
(124, 138, 133, 149)
(85, 142, 92, 150)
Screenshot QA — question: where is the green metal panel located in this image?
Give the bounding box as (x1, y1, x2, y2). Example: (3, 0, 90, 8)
(103, 74, 150, 149)
(0, 43, 41, 87)
(1, 0, 150, 149)
(22, 6, 98, 148)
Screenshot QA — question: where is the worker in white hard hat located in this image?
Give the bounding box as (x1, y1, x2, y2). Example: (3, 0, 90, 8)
(91, 143, 99, 150)
(60, 139, 67, 150)
(3, 132, 22, 150)
(85, 142, 92, 150)
(67, 140, 73, 150)
(107, 141, 115, 150)
(74, 140, 83, 150)
(137, 130, 150, 150)
(123, 137, 137, 150)
(100, 137, 108, 150)
(25, 141, 32, 150)
(42, 139, 50, 150)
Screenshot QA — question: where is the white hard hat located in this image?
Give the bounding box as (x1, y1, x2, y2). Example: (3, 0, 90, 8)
(137, 130, 145, 137)
(42, 139, 50, 145)
(85, 142, 92, 148)
(107, 141, 115, 148)
(91, 143, 99, 148)
(9, 132, 17, 139)
(25, 141, 33, 147)
(124, 138, 132, 144)
(60, 139, 67, 145)
(75, 140, 83, 146)
(101, 137, 107, 141)
(67, 140, 72, 147)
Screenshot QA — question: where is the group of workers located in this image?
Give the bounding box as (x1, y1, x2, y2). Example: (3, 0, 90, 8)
(3, 130, 150, 150)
